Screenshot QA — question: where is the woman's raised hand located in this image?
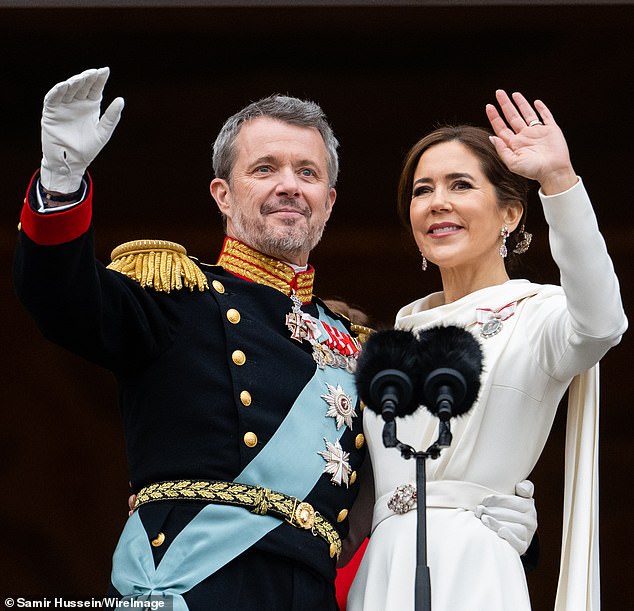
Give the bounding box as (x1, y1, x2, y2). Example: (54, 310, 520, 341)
(486, 90, 577, 195)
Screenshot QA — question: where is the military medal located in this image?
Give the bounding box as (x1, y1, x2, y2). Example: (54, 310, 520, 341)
(318, 438, 352, 487)
(285, 292, 309, 342)
(285, 290, 360, 371)
(322, 383, 357, 430)
(313, 344, 358, 373)
(481, 318, 503, 338)
(476, 302, 516, 339)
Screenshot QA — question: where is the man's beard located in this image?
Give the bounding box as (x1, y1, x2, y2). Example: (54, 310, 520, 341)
(230, 197, 328, 262)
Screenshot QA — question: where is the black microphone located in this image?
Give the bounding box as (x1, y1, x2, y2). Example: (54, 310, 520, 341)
(416, 325, 483, 421)
(355, 329, 423, 448)
(355, 329, 423, 421)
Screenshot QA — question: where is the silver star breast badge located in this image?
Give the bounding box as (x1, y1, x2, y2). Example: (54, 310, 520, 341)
(321, 384, 357, 430)
(318, 438, 352, 487)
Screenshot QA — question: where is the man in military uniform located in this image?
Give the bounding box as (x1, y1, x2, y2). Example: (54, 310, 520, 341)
(14, 68, 538, 610)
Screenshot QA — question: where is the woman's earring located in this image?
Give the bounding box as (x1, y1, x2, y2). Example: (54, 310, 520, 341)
(499, 225, 509, 258)
(513, 224, 532, 255)
(420, 252, 427, 271)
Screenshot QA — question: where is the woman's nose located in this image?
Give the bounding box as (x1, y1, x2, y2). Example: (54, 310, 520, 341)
(429, 187, 451, 211)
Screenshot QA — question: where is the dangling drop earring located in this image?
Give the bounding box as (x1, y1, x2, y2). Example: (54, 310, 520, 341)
(513, 224, 532, 254)
(420, 252, 427, 271)
(499, 225, 509, 258)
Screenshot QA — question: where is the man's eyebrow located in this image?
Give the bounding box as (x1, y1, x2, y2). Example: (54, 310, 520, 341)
(250, 155, 277, 166)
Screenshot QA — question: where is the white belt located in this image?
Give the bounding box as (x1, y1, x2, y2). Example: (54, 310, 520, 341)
(372, 480, 499, 534)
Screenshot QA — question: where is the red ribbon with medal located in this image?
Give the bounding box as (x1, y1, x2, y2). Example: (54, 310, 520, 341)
(285, 292, 360, 372)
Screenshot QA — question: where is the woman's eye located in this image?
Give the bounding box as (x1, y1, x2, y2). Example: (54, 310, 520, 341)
(413, 185, 431, 197)
(454, 180, 472, 190)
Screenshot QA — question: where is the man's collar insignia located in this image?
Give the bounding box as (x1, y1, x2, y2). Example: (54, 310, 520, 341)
(217, 237, 314, 304)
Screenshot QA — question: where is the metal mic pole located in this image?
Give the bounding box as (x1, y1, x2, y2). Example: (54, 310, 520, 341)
(415, 452, 432, 611)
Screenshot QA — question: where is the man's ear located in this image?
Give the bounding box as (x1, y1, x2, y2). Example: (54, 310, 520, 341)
(210, 178, 231, 217)
(325, 187, 336, 217)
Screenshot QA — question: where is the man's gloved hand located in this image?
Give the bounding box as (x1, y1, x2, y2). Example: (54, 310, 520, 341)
(40, 67, 124, 193)
(475, 480, 537, 556)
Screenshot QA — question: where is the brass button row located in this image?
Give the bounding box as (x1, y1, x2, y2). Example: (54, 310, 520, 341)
(213, 281, 251, 407)
(211, 280, 241, 325)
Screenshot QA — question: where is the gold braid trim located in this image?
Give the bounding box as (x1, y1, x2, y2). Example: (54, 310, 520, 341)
(107, 239, 209, 293)
(351, 324, 374, 345)
(217, 238, 314, 304)
(134, 479, 342, 559)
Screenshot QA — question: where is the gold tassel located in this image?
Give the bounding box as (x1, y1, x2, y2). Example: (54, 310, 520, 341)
(107, 239, 209, 293)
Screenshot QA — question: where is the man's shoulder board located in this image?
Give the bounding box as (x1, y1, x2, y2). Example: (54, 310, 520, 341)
(106, 239, 209, 293)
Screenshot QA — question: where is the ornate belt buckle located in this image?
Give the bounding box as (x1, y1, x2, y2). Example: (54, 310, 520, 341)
(387, 484, 417, 515)
(294, 501, 316, 530)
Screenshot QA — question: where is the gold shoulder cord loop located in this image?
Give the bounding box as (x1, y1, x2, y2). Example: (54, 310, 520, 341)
(350, 324, 373, 345)
(107, 239, 209, 293)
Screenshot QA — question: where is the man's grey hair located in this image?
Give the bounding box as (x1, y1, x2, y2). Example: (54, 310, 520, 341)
(212, 94, 340, 187)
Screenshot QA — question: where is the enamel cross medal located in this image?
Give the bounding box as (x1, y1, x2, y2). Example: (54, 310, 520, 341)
(286, 291, 308, 342)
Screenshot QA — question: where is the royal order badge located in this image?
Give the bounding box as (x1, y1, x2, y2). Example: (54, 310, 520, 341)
(476, 302, 516, 339)
(318, 438, 352, 487)
(322, 383, 357, 430)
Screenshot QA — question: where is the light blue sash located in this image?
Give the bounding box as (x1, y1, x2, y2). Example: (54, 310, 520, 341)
(111, 305, 357, 610)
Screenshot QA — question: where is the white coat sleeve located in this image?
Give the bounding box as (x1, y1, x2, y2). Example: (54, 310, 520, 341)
(531, 179, 627, 380)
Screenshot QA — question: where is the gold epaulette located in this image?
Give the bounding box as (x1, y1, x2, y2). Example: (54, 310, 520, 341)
(351, 324, 373, 345)
(107, 239, 209, 293)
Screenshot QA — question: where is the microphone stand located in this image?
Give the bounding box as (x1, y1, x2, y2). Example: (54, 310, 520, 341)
(373, 366, 464, 611)
(383, 421, 451, 611)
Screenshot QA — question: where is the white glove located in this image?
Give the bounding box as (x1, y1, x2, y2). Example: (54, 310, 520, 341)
(40, 67, 124, 193)
(475, 479, 537, 556)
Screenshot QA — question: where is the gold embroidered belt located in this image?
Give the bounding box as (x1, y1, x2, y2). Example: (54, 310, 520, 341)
(134, 479, 342, 559)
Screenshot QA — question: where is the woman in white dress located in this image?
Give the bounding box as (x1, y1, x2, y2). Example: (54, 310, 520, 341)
(347, 91, 627, 610)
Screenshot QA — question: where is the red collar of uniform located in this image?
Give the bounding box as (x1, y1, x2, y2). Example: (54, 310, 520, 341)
(216, 237, 315, 304)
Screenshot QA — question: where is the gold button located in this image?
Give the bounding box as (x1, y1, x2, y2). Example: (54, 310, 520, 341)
(212, 280, 225, 294)
(151, 532, 165, 547)
(232, 350, 246, 366)
(355, 434, 365, 449)
(337, 509, 349, 523)
(240, 390, 252, 406)
(244, 432, 258, 447)
(226, 308, 241, 324)
(349, 471, 357, 485)
(360, 400, 366, 411)
(17, 221, 22, 232)
(329, 542, 338, 558)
